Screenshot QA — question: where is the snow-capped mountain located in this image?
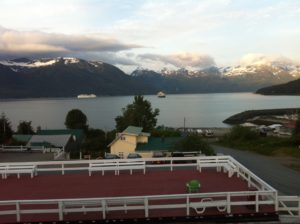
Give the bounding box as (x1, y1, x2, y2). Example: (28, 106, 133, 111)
(1, 56, 299, 98)
(130, 60, 300, 94)
(133, 63, 300, 79)
(222, 64, 300, 78)
(0, 57, 154, 98)
(0, 57, 104, 70)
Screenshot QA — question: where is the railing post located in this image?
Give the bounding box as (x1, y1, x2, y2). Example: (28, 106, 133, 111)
(227, 193, 231, 213)
(255, 191, 259, 212)
(247, 174, 251, 187)
(274, 191, 278, 212)
(186, 195, 190, 216)
(58, 201, 63, 221)
(101, 200, 106, 219)
(144, 198, 149, 218)
(16, 201, 20, 222)
(298, 197, 300, 217)
(170, 159, 173, 171)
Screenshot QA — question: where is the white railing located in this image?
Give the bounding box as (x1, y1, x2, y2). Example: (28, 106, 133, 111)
(278, 196, 300, 217)
(0, 145, 28, 152)
(0, 156, 277, 192)
(0, 190, 277, 223)
(0, 156, 279, 222)
(0, 145, 48, 152)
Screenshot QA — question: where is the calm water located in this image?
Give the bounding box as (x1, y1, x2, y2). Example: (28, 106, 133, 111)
(0, 93, 299, 130)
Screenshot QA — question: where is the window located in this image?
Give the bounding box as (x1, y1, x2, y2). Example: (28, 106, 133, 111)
(120, 136, 126, 141)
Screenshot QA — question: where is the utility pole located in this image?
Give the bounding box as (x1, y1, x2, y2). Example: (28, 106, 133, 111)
(184, 117, 186, 133)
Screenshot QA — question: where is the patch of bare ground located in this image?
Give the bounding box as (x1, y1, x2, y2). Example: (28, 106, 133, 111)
(274, 154, 300, 172)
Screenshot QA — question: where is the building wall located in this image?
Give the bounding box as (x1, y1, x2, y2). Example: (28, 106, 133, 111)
(110, 140, 136, 158)
(121, 134, 137, 145)
(137, 135, 148, 143)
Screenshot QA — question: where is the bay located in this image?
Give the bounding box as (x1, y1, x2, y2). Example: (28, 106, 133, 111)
(0, 93, 299, 131)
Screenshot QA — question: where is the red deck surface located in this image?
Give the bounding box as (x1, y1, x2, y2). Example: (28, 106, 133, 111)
(0, 168, 276, 223)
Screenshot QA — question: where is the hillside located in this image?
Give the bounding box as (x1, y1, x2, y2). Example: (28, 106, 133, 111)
(0, 58, 154, 98)
(256, 78, 300, 95)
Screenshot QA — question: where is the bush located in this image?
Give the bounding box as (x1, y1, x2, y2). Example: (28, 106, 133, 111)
(223, 126, 259, 142)
(151, 126, 181, 137)
(290, 133, 300, 146)
(174, 134, 214, 155)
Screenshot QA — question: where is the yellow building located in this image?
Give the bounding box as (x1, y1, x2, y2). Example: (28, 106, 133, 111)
(108, 126, 150, 158)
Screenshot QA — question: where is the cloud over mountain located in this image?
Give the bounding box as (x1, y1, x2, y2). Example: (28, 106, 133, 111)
(138, 52, 215, 69)
(239, 54, 296, 67)
(0, 26, 141, 58)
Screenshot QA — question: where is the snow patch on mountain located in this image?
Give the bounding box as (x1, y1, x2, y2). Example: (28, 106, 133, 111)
(0, 58, 58, 67)
(88, 61, 103, 67)
(10, 68, 19, 72)
(63, 57, 80, 65)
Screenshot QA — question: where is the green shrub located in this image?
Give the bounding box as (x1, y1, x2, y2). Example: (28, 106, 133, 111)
(174, 134, 214, 155)
(223, 126, 259, 142)
(151, 126, 181, 137)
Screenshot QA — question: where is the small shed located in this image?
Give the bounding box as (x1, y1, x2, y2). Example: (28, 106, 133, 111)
(27, 134, 73, 152)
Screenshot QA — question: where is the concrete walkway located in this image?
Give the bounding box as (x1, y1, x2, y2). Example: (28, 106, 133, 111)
(212, 145, 300, 196)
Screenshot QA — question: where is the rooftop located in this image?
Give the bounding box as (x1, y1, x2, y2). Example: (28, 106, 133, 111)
(12, 134, 32, 143)
(122, 126, 144, 136)
(136, 137, 182, 151)
(27, 134, 71, 148)
(37, 129, 84, 141)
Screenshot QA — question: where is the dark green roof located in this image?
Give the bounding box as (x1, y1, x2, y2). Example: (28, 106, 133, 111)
(30, 141, 53, 147)
(12, 134, 32, 143)
(36, 129, 84, 142)
(136, 137, 182, 152)
(123, 126, 144, 135)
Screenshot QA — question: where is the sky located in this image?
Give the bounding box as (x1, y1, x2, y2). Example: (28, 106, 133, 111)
(0, 0, 299, 72)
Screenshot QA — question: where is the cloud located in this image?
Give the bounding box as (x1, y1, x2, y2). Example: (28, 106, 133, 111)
(240, 54, 295, 66)
(0, 27, 141, 58)
(85, 52, 138, 66)
(138, 52, 215, 69)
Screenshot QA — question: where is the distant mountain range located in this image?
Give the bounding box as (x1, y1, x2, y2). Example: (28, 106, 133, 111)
(0, 57, 299, 98)
(256, 77, 300, 95)
(0, 57, 154, 98)
(131, 62, 300, 93)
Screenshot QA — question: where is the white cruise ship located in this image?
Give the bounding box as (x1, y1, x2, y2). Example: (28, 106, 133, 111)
(77, 94, 97, 99)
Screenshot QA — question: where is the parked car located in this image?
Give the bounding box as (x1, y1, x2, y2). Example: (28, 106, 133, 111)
(196, 129, 203, 135)
(104, 154, 120, 159)
(204, 129, 214, 137)
(127, 153, 142, 159)
(171, 151, 202, 163)
(152, 151, 167, 164)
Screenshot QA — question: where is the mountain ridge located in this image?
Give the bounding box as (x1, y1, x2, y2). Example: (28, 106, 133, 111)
(0, 57, 299, 98)
(256, 78, 300, 95)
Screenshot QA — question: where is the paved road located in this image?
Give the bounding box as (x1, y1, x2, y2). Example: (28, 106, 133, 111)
(212, 145, 300, 196)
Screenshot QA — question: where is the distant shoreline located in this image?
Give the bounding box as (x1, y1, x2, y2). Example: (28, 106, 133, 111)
(223, 108, 300, 125)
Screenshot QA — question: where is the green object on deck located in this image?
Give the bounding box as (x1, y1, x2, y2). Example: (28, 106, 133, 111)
(186, 179, 201, 193)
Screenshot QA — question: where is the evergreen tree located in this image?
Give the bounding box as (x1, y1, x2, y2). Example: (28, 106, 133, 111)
(17, 121, 35, 134)
(115, 95, 159, 132)
(0, 113, 13, 144)
(65, 109, 88, 131)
